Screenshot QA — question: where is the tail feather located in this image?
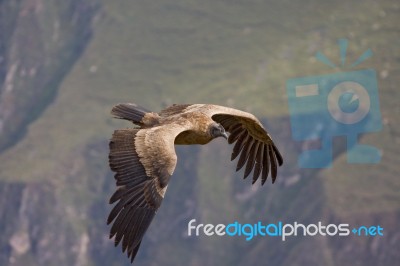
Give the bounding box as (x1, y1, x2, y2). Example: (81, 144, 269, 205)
(111, 103, 150, 124)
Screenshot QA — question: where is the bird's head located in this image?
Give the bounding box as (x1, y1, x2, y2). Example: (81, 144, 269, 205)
(209, 123, 228, 140)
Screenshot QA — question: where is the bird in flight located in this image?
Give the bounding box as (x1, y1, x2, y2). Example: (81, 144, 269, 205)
(107, 103, 283, 263)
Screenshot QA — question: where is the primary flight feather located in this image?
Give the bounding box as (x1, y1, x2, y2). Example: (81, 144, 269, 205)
(108, 103, 283, 263)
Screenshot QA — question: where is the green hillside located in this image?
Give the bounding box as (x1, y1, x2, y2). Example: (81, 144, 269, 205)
(0, 0, 399, 265)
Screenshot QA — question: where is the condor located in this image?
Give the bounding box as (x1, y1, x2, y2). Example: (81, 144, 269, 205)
(107, 103, 283, 263)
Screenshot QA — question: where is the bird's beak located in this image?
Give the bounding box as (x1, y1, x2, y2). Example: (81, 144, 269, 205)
(221, 132, 228, 140)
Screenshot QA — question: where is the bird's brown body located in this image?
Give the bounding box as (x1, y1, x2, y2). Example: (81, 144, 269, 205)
(173, 113, 216, 145)
(141, 107, 224, 145)
(107, 103, 283, 263)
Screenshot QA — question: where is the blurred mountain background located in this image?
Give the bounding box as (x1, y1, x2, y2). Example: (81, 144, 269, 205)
(0, 0, 399, 265)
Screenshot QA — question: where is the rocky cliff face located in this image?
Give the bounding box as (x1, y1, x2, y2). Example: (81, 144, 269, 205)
(0, 0, 98, 151)
(0, 0, 99, 265)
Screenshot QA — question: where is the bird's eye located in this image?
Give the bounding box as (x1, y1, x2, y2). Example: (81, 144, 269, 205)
(210, 125, 220, 136)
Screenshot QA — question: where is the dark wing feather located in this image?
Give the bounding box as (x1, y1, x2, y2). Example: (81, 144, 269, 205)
(108, 128, 178, 263)
(261, 145, 270, 185)
(252, 143, 264, 184)
(207, 105, 283, 185)
(244, 141, 259, 179)
(236, 139, 254, 171)
(231, 132, 249, 160)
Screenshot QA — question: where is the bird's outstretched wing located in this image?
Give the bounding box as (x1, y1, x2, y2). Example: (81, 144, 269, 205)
(200, 105, 283, 185)
(108, 126, 182, 262)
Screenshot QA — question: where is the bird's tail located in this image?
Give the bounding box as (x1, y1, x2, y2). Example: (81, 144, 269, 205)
(111, 103, 152, 125)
